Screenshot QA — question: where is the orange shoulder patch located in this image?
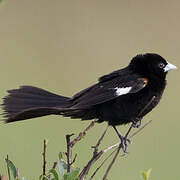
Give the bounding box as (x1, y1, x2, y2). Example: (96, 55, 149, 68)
(142, 77, 148, 87)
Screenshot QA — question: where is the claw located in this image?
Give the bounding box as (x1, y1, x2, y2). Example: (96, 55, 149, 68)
(119, 136, 131, 153)
(132, 118, 141, 128)
(113, 126, 131, 153)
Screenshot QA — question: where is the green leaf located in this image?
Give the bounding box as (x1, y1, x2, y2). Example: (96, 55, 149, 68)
(142, 168, 152, 180)
(57, 159, 67, 176)
(59, 152, 66, 160)
(49, 169, 59, 180)
(59, 152, 63, 160)
(39, 175, 43, 180)
(63, 169, 80, 180)
(5, 159, 17, 179)
(43, 177, 49, 180)
(42, 176, 48, 180)
(39, 175, 49, 180)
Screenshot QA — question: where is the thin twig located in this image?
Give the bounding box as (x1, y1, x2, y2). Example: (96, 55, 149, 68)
(89, 149, 117, 180)
(79, 119, 151, 180)
(42, 139, 47, 179)
(103, 119, 152, 152)
(64, 121, 95, 178)
(124, 124, 133, 139)
(70, 121, 95, 147)
(103, 143, 119, 153)
(138, 96, 156, 117)
(102, 122, 135, 180)
(70, 154, 77, 165)
(79, 126, 108, 179)
(92, 126, 108, 156)
(89, 118, 152, 179)
(129, 120, 152, 139)
(66, 134, 74, 173)
(47, 162, 58, 179)
(52, 162, 57, 169)
(5, 155, 10, 180)
(102, 144, 121, 180)
(79, 151, 103, 180)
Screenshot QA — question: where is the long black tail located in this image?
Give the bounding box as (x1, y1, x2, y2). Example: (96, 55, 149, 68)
(2, 86, 72, 123)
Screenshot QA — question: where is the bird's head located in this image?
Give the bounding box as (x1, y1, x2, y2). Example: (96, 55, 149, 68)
(129, 53, 177, 79)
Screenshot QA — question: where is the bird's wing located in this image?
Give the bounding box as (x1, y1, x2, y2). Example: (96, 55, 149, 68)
(98, 67, 128, 82)
(71, 75, 148, 109)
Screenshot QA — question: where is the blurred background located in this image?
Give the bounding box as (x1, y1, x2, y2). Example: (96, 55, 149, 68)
(0, 0, 179, 179)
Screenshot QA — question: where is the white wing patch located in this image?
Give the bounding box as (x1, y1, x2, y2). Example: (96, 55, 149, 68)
(114, 87, 132, 96)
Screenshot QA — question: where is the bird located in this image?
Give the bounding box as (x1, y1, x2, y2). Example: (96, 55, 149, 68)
(2, 53, 177, 152)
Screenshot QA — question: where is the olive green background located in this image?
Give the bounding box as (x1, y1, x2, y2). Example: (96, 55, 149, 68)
(0, 0, 179, 179)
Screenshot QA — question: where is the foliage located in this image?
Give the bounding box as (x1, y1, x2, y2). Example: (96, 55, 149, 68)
(1, 120, 153, 180)
(141, 168, 152, 180)
(57, 153, 80, 180)
(4, 154, 80, 180)
(3, 151, 152, 180)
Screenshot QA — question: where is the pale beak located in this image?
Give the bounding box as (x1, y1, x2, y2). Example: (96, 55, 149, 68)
(164, 61, 177, 72)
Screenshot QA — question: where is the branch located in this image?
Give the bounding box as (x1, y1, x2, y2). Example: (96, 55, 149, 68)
(79, 151, 103, 180)
(47, 162, 58, 179)
(138, 96, 156, 117)
(66, 134, 74, 173)
(89, 149, 117, 180)
(80, 119, 152, 180)
(64, 121, 96, 175)
(71, 153, 77, 165)
(102, 119, 152, 153)
(102, 122, 134, 180)
(102, 120, 152, 179)
(79, 127, 108, 180)
(70, 121, 95, 147)
(129, 120, 152, 139)
(102, 144, 121, 180)
(92, 126, 108, 156)
(52, 162, 57, 169)
(68, 97, 154, 179)
(42, 139, 47, 179)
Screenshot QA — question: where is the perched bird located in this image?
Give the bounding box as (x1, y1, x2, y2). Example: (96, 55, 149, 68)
(2, 53, 177, 151)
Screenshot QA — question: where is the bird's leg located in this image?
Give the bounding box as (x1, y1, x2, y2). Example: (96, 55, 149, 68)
(112, 126, 131, 153)
(132, 117, 142, 128)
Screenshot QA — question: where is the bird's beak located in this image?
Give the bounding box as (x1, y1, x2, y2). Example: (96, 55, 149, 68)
(164, 61, 177, 72)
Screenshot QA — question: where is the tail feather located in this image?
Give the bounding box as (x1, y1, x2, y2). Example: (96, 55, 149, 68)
(2, 86, 72, 123)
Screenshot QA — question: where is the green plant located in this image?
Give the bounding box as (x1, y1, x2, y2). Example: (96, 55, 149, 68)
(142, 168, 152, 180)
(1, 120, 152, 180)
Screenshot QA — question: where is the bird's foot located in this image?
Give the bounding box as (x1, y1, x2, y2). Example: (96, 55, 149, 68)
(118, 136, 131, 153)
(132, 118, 141, 128)
(113, 126, 131, 153)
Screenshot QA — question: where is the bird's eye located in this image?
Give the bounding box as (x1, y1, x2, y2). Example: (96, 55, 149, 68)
(158, 63, 165, 69)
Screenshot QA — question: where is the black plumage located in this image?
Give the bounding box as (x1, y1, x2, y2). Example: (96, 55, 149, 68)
(2, 53, 176, 128)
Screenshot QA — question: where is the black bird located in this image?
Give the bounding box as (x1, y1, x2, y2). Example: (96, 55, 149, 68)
(2, 53, 177, 151)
